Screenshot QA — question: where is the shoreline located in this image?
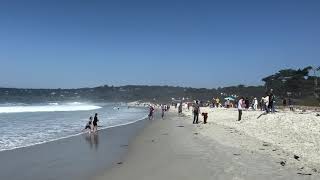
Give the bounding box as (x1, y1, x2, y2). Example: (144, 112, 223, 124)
(0, 115, 147, 153)
(0, 117, 148, 180)
(95, 110, 320, 179)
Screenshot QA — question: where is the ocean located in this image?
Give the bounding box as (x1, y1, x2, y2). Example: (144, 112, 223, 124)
(0, 102, 148, 152)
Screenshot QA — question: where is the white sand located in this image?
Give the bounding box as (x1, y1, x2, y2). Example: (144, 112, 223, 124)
(182, 107, 320, 170)
(95, 111, 318, 180)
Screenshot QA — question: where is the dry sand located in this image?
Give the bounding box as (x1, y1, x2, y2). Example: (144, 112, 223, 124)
(94, 110, 320, 180)
(183, 107, 320, 173)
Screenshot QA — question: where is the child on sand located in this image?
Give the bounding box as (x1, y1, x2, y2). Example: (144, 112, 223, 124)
(202, 112, 208, 124)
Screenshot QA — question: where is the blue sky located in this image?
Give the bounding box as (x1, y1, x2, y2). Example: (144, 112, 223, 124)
(0, 0, 319, 89)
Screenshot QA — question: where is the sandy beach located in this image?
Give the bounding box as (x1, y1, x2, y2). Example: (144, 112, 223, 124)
(94, 109, 320, 180)
(183, 107, 320, 172)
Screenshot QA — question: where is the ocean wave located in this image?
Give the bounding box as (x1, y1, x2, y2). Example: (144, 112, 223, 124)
(0, 104, 102, 113)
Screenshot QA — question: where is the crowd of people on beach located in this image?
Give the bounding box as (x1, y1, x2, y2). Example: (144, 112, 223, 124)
(188, 89, 298, 123)
(148, 104, 170, 120)
(127, 88, 298, 126)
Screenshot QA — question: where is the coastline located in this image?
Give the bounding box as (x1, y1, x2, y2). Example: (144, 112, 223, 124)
(0, 115, 147, 153)
(0, 117, 148, 180)
(95, 110, 320, 180)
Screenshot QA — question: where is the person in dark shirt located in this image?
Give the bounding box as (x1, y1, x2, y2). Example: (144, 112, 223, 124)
(288, 98, 294, 111)
(83, 116, 93, 132)
(148, 106, 155, 120)
(245, 97, 250, 110)
(202, 113, 208, 124)
(282, 98, 287, 110)
(178, 101, 183, 114)
(93, 113, 99, 132)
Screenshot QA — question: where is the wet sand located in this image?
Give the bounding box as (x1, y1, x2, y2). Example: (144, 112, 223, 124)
(0, 119, 146, 180)
(95, 111, 320, 180)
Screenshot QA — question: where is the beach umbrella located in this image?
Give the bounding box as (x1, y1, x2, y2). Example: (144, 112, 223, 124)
(224, 97, 235, 101)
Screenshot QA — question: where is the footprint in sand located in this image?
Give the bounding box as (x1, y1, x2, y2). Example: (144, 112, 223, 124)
(294, 155, 300, 161)
(279, 161, 286, 166)
(263, 143, 271, 147)
(297, 173, 312, 176)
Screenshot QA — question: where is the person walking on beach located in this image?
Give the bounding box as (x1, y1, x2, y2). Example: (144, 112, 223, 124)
(161, 104, 165, 119)
(216, 98, 220, 108)
(288, 98, 294, 111)
(268, 89, 275, 113)
(282, 98, 287, 110)
(263, 94, 270, 113)
(238, 97, 244, 121)
(259, 97, 263, 111)
(93, 113, 99, 132)
(193, 101, 200, 124)
(245, 97, 250, 110)
(253, 97, 258, 110)
(212, 98, 215, 108)
(178, 101, 183, 114)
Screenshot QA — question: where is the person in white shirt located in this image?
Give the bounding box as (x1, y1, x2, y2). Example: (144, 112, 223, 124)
(263, 95, 269, 113)
(253, 97, 258, 110)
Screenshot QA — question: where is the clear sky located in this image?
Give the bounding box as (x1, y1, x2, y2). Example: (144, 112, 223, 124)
(0, 0, 319, 89)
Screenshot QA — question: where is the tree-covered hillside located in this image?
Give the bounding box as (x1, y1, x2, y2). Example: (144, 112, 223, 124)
(0, 66, 319, 106)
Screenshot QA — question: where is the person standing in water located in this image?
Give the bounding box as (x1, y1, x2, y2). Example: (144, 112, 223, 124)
(148, 105, 155, 120)
(93, 113, 99, 132)
(193, 101, 200, 124)
(83, 116, 93, 133)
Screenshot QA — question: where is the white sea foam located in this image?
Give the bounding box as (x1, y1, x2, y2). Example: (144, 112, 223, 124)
(0, 104, 148, 152)
(0, 103, 102, 113)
